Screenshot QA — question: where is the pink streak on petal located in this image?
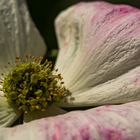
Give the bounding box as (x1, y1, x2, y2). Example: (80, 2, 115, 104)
(1, 101, 140, 140)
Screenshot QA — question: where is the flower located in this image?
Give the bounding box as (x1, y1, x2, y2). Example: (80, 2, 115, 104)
(0, 0, 140, 140)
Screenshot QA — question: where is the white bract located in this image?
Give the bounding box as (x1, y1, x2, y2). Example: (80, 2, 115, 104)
(55, 2, 140, 107)
(1, 101, 140, 140)
(0, 0, 46, 126)
(0, 1, 140, 140)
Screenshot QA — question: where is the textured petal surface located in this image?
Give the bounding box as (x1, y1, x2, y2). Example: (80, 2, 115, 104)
(61, 65, 140, 107)
(0, 101, 140, 140)
(0, 0, 46, 73)
(55, 2, 140, 107)
(0, 96, 21, 127)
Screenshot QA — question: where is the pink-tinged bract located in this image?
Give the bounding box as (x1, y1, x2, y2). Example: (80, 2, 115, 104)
(55, 2, 140, 107)
(0, 101, 140, 140)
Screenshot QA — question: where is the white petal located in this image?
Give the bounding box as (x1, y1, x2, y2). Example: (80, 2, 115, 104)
(0, 0, 46, 74)
(55, 2, 140, 107)
(0, 96, 21, 127)
(0, 101, 140, 139)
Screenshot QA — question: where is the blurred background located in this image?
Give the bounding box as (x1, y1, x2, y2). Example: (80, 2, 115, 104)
(26, 0, 140, 62)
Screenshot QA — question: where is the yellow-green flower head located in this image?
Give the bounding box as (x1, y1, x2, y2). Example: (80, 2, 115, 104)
(2, 56, 67, 114)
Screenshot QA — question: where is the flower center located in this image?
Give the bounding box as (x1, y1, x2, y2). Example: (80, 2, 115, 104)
(2, 56, 67, 113)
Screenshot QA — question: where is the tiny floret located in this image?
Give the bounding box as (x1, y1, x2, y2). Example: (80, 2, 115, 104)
(2, 56, 67, 113)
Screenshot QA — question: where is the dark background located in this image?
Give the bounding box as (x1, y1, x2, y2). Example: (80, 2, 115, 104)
(26, 0, 140, 61)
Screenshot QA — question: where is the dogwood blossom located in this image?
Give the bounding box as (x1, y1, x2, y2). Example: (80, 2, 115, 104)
(0, 1, 140, 140)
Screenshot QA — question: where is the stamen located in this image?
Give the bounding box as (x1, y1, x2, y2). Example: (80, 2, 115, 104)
(15, 56, 21, 64)
(1, 73, 4, 77)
